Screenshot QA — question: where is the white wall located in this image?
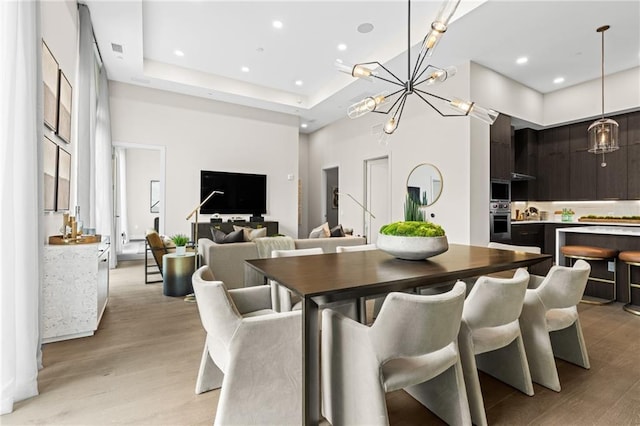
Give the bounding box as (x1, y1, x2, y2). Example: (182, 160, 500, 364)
(109, 82, 300, 238)
(298, 133, 310, 238)
(308, 62, 481, 245)
(40, 1, 78, 239)
(125, 148, 160, 239)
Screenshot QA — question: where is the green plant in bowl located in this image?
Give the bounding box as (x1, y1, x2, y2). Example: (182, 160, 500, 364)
(380, 221, 445, 237)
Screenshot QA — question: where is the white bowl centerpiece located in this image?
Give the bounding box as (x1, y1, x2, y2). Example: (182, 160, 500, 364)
(377, 221, 448, 260)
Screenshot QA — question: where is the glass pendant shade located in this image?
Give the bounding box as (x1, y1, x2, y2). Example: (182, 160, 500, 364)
(422, 66, 457, 86)
(347, 93, 388, 119)
(587, 118, 619, 154)
(384, 117, 398, 134)
(335, 61, 375, 82)
(423, 0, 461, 56)
(449, 98, 499, 124)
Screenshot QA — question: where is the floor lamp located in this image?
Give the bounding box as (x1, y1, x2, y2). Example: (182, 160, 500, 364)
(186, 190, 224, 269)
(337, 192, 376, 243)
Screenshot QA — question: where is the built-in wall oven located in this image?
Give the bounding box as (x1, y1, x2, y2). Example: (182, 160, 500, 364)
(490, 179, 511, 242)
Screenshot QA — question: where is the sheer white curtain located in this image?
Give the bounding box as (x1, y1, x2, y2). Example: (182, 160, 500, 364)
(95, 64, 116, 267)
(0, 0, 42, 414)
(115, 147, 129, 252)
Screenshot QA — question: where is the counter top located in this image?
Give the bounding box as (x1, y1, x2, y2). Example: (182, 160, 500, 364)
(512, 220, 640, 227)
(556, 226, 640, 236)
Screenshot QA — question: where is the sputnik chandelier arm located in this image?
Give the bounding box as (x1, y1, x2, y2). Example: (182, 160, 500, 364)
(337, 0, 498, 143)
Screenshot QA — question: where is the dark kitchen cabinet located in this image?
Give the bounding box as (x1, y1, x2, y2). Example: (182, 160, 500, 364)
(490, 114, 513, 180)
(627, 112, 640, 199)
(596, 116, 627, 200)
(511, 223, 544, 250)
(512, 128, 538, 201)
(569, 122, 597, 200)
(537, 126, 570, 201)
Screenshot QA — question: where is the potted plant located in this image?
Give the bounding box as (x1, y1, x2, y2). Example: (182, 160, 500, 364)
(171, 234, 189, 256)
(376, 195, 448, 260)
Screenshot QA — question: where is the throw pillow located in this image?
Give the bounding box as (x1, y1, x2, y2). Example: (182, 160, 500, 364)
(330, 224, 345, 237)
(211, 228, 244, 244)
(233, 225, 268, 241)
(309, 222, 330, 239)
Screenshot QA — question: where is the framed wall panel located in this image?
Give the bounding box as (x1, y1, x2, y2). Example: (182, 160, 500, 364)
(56, 146, 71, 211)
(56, 70, 72, 143)
(42, 40, 59, 132)
(43, 136, 58, 211)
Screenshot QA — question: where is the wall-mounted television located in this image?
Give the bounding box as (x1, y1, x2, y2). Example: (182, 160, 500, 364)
(200, 170, 267, 215)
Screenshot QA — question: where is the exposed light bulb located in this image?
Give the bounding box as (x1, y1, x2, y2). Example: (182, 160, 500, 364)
(352, 64, 374, 79)
(347, 93, 388, 119)
(335, 61, 375, 82)
(384, 117, 398, 134)
(449, 98, 498, 124)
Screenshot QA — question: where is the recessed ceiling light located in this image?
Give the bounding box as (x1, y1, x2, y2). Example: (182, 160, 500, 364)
(357, 23, 374, 34)
(272, 20, 283, 29)
(301, 123, 308, 129)
(516, 56, 528, 65)
(241, 66, 250, 73)
(553, 77, 565, 84)
(337, 43, 347, 51)
(295, 80, 303, 86)
(173, 49, 184, 57)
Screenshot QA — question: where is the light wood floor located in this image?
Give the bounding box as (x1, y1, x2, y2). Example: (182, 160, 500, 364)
(4, 260, 640, 425)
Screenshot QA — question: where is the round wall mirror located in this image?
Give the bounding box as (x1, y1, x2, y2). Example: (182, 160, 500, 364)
(406, 163, 443, 207)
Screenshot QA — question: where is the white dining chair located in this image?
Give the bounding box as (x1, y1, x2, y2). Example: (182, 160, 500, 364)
(519, 259, 591, 391)
(337, 244, 379, 322)
(192, 266, 302, 425)
(271, 247, 324, 312)
(321, 281, 471, 426)
(458, 268, 534, 426)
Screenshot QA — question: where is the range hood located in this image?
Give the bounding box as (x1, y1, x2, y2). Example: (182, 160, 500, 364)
(510, 172, 536, 181)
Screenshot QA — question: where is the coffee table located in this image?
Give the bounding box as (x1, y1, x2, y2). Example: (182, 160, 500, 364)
(246, 243, 551, 425)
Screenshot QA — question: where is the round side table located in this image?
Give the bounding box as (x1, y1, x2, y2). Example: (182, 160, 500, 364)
(163, 252, 196, 297)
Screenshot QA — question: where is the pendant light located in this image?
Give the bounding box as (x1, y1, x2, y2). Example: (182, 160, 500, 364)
(587, 25, 619, 167)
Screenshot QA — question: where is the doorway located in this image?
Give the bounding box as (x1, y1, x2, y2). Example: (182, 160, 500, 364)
(112, 142, 166, 261)
(324, 167, 339, 228)
(365, 157, 389, 244)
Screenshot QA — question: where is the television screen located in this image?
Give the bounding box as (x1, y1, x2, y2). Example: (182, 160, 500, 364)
(200, 170, 267, 215)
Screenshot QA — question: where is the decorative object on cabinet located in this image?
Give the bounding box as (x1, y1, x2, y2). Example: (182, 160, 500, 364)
(337, 0, 498, 144)
(150, 180, 160, 213)
(377, 220, 448, 260)
(587, 25, 619, 167)
(43, 135, 58, 211)
(42, 40, 59, 132)
(56, 146, 71, 211)
(56, 70, 72, 143)
(407, 163, 443, 207)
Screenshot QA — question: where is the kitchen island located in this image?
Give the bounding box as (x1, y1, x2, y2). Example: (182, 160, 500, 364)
(556, 226, 640, 303)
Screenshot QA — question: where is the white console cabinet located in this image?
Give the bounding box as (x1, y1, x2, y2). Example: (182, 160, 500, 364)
(42, 243, 110, 343)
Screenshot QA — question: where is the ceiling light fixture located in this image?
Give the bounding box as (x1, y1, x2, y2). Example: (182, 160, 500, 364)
(338, 43, 347, 51)
(173, 49, 184, 57)
(516, 56, 528, 65)
(272, 20, 283, 29)
(295, 80, 303, 86)
(553, 77, 565, 84)
(301, 123, 308, 129)
(588, 25, 619, 168)
(337, 0, 498, 144)
(241, 66, 250, 73)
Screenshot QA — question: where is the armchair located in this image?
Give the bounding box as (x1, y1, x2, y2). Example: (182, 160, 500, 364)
(520, 259, 591, 391)
(192, 266, 302, 425)
(321, 281, 470, 425)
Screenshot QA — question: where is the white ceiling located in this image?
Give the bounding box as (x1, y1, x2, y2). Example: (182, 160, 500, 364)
(86, 0, 640, 133)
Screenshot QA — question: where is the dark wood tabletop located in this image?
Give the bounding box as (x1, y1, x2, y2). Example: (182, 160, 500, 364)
(246, 243, 551, 302)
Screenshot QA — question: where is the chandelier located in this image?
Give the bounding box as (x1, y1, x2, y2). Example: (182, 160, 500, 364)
(587, 25, 619, 167)
(337, 0, 498, 143)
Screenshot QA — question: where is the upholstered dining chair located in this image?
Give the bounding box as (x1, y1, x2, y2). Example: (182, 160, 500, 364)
(458, 268, 534, 426)
(487, 242, 541, 254)
(519, 259, 591, 392)
(271, 247, 324, 312)
(192, 266, 302, 425)
(321, 281, 471, 426)
(271, 247, 359, 320)
(336, 244, 379, 322)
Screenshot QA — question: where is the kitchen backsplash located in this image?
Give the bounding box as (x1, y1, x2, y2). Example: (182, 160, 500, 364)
(511, 200, 640, 221)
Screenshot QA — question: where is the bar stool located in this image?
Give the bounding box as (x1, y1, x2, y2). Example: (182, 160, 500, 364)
(561, 245, 618, 304)
(620, 251, 640, 316)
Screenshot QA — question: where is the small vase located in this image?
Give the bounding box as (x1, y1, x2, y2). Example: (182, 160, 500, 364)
(176, 246, 186, 256)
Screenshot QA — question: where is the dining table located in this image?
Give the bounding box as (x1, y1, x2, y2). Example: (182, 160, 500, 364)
(245, 243, 551, 425)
